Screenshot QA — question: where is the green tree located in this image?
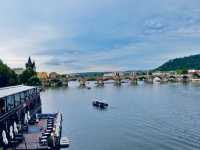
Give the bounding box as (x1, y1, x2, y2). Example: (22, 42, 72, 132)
(192, 73, 200, 79)
(0, 60, 18, 87)
(156, 54, 200, 71)
(19, 69, 36, 84)
(176, 69, 188, 75)
(27, 76, 41, 86)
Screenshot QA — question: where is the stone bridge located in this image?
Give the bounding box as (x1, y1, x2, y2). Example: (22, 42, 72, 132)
(41, 72, 193, 87)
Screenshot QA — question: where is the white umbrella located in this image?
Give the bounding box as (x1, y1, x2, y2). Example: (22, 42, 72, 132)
(27, 111, 31, 120)
(35, 113, 38, 119)
(36, 113, 39, 122)
(24, 113, 28, 124)
(14, 122, 18, 134)
(2, 130, 8, 145)
(9, 125, 14, 139)
(55, 126, 60, 137)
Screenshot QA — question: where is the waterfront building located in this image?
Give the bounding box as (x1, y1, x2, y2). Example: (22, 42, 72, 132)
(37, 72, 48, 80)
(103, 72, 113, 78)
(112, 72, 124, 77)
(0, 85, 41, 146)
(49, 72, 58, 80)
(37, 72, 49, 87)
(188, 69, 200, 75)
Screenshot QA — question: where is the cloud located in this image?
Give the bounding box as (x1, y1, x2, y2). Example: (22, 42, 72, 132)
(143, 16, 167, 34)
(1, 0, 200, 73)
(44, 58, 76, 66)
(0, 25, 64, 67)
(174, 25, 200, 37)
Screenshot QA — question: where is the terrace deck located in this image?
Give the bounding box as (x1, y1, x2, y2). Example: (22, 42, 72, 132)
(16, 119, 50, 150)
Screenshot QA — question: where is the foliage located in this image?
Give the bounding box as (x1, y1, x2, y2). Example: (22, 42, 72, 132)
(192, 73, 200, 78)
(50, 79, 62, 87)
(79, 72, 104, 78)
(0, 60, 18, 87)
(27, 76, 41, 86)
(19, 69, 36, 84)
(156, 54, 200, 71)
(19, 57, 41, 86)
(0, 58, 41, 87)
(176, 69, 188, 75)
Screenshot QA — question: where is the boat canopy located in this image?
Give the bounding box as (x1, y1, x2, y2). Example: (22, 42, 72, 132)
(0, 85, 36, 99)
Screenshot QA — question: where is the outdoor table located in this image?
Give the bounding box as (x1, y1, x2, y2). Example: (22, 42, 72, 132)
(40, 139, 47, 145)
(46, 129, 51, 133)
(15, 133, 23, 137)
(48, 119, 53, 121)
(47, 127, 53, 130)
(15, 136, 24, 142)
(48, 116, 54, 119)
(47, 123, 53, 126)
(40, 135, 47, 139)
(43, 132, 50, 136)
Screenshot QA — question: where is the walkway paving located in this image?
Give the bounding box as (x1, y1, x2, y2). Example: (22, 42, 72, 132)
(16, 119, 50, 150)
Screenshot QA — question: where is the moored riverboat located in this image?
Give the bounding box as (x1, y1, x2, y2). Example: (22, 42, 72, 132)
(0, 85, 42, 149)
(0, 85, 63, 150)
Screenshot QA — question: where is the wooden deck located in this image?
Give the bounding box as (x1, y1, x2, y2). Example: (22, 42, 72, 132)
(16, 119, 50, 150)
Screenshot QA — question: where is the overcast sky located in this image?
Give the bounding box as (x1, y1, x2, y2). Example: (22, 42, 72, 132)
(0, 0, 200, 73)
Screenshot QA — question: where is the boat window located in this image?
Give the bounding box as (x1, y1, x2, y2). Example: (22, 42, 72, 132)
(0, 98, 5, 114)
(15, 93, 21, 106)
(24, 91, 28, 101)
(30, 89, 34, 97)
(7, 96, 15, 111)
(21, 92, 25, 102)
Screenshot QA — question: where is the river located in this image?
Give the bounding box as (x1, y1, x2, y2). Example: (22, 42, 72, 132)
(40, 81, 200, 150)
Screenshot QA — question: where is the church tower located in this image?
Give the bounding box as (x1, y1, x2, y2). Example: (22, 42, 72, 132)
(25, 57, 36, 71)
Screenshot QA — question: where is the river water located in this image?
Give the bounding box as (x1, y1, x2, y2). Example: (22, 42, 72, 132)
(40, 81, 200, 150)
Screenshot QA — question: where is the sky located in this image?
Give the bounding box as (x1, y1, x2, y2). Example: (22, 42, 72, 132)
(0, 0, 200, 73)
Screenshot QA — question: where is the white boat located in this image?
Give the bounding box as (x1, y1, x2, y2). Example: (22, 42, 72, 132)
(60, 137, 70, 148)
(153, 77, 161, 83)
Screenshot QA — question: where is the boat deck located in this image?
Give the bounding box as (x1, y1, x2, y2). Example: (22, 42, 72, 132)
(16, 119, 50, 150)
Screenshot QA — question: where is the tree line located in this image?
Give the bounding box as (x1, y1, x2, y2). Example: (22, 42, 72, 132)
(0, 58, 41, 88)
(156, 54, 200, 71)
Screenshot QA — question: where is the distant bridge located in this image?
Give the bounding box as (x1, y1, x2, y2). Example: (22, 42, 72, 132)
(40, 72, 193, 87)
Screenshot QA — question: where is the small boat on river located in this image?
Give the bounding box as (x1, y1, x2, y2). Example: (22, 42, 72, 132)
(92, 101, 108, 109)
(60, 137, 70, 148)
(87, 86, 91, 90)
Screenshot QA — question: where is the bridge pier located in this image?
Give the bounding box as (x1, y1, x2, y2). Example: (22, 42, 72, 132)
(144, 77, 153, 84)
(144, 72, 153, 84)
(130, 79, 137, 85)
(62, 78, 68, 87)
(96, 77, 104, 86)
(129, 72, 138, 85)
(113, 72, 122, 86)
(79, 78, 86, 87)
(114, 79, 121, 85)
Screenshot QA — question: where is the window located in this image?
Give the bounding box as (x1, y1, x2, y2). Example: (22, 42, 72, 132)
(15, 93, 21, 106)
(7, 96, 15, 111)
(0, 99, 5, 114)
(21, 92, 25, 102)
